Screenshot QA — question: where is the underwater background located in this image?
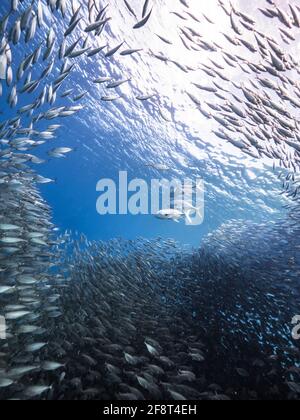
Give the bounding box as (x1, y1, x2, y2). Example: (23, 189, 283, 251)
(0, 0, 300, 400)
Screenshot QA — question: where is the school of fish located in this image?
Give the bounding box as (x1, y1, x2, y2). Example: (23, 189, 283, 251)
(0, 0, 300, 400)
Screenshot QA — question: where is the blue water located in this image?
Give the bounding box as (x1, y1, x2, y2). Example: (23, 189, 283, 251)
(0, 0, 289, 247)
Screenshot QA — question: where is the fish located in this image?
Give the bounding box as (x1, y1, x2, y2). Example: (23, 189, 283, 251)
(87, 45, 106, 57)
(41, 362, 64, 371)
(123, 0, 137, 19)
(85, 18, 111, 33)
(156, 34, 173, 45)
(0, 0, 300, 404)
(133, 9, 153, 29)
(6, 366, 39, 379)
(101, 95, 121, 102)
(5, 311, 31, 320)
(24, 386, 52, 398)
(0, 379, 14, 388)
(155, 208, 196, 224)
(49, 147, 73, 155)
(93, 77, 111, 84)
(120, 49, 143, 56)
(64, 18, 82, 37)
(136, 94, 155, 101)
(142, 0, 151, 18)
(106, 79, 130, 89)
(105, 42, 124, 58)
